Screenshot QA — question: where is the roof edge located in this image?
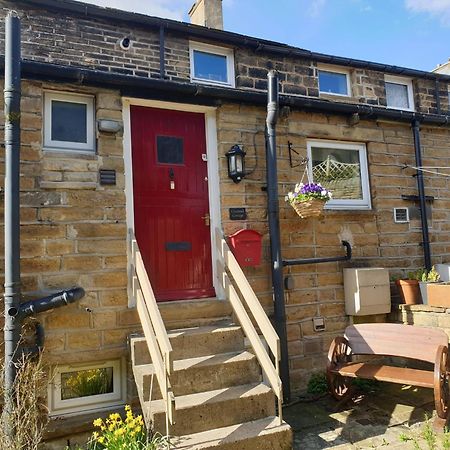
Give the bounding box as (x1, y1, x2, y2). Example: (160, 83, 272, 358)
(14, 0, 450, 83)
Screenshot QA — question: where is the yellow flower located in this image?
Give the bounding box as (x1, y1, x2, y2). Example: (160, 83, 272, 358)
(109, 412, 121, 421)
(114, 428, 125, 436)
(92, 431, 99, 440)
(93, 418, 103, 427)
(98, 436, 105, 444)
(135, 425, 142, 433)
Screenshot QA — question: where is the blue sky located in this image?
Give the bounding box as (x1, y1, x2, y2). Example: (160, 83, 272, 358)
(84, 0, 450, 72)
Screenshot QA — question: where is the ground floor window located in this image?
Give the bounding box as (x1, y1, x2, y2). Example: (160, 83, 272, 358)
(307, 140, 371, 210)
(48, 359, 125, 416)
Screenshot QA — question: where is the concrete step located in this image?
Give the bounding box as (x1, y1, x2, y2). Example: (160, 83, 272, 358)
(148, 383, 275, 436)
(134, 351, 261, 400)
(159, 298, 232, 330)
(172, 416, 293, 450)
(131, 324, 244, 364)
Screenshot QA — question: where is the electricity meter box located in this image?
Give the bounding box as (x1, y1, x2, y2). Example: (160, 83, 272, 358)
(344, 268, 390, 316)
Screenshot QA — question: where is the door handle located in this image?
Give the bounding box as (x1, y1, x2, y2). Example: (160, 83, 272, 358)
(201, 213, 210, 226)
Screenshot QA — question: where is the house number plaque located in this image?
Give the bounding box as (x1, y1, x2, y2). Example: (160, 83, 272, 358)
(229, 208, 247, 220)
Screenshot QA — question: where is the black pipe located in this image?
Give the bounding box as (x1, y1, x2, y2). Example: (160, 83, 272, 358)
(10, 58, 450, 126)
(266, 70, 290, 403)
(19, 287, 85, 318)
(283, 241, 352, 267)
(412, 119, 432, 270)
(435, 79, 441, 115)
(159, 24, 165, 79)
(3, 11, 22, 431)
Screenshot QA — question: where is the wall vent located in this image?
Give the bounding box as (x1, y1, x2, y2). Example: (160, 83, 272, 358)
(394, 207, 409, 223)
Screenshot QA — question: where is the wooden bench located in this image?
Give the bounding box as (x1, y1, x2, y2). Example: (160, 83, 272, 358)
(326, 323, 450, 421)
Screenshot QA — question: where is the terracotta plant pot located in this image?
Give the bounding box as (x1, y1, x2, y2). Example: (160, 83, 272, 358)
(395, 279, 422, 305)
(428, 283, 450, 307)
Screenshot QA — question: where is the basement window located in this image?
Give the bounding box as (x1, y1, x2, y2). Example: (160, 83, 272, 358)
(385, 75, 414, 111)
(48, 359, 125, 416)
(44, 91, 95, 153)
(307, 140, 371, 210)
(318, 68, 351, 96)
(190, 41, 235, 87)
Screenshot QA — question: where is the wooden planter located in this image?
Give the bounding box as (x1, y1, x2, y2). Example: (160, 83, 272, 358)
(396, 279, 422, 305)
(428, 283, 450, 307)
(290, 198, 325, 219)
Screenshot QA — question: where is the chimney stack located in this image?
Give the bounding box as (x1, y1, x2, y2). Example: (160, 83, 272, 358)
(189, 0, 223, 30)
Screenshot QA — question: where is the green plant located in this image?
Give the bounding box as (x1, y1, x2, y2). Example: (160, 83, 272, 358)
(407, 268, 426, 281)
(81, 405, 168, 450)
(399, 415, 450, 450)
(307, 372, 328, 395)
(421, 266, 441, 283)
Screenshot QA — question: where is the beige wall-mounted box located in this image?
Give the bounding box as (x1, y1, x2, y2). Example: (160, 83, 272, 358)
(344, 268, 391, 316)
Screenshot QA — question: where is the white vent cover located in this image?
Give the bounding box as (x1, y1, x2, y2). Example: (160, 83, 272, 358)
(394, 207, 409, 223)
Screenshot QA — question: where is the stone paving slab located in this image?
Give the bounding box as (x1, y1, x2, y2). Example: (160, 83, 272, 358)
(285, 384, 444, 449)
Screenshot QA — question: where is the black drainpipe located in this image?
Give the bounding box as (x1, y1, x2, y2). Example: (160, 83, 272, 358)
(412, 119, 432, 270)
(3, 11, 22, 427)
(2, 14, 85, 434)
(265, 70, 290, 403)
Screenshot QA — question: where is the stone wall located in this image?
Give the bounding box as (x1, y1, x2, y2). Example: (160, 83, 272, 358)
(3, 1, 449, 115)
(217, 103, 450, 392)
(0, 80, 139, 379)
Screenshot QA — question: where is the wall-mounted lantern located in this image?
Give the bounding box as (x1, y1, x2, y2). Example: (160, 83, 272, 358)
(225, 145, 246, 183)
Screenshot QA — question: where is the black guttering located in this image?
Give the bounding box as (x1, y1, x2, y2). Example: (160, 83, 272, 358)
(13, 59, 450, 126)
(18, 0, 450, 83)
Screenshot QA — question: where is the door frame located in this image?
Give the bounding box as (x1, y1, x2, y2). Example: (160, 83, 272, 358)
(123, 98, 224, 306)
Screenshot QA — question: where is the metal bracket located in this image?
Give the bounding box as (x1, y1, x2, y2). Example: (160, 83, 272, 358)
(288, 141, 308, 168)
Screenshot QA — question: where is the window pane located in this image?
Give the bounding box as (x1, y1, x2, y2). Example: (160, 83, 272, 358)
(386, 82, 409, 109)
(193, 50, 228, 83)
(319, 71, 348, 95)
(311, 147, 362, 200)
(157, 136, 184, 164)
(52, 100, 87, 143)
(61, 367, 113, 400)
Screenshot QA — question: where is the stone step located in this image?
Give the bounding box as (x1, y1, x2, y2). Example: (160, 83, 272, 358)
(147, 383, 275, 436)
(172, 416, 293, 450)
(131, 324, 244, 364)
(134, 351, 261, 400)
(159, 298, 232, 330)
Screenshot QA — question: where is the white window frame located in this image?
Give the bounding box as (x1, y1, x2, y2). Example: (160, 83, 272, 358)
(384, 75, 414, 111)
(317, 65, 351, 97)
(43, 91, 95, 153)
(307, 139, 371, 210)
(189, 41, 235, 88)
(48, 359, 125, 417)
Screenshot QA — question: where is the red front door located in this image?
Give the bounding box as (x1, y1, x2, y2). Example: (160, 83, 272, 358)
(131, 106, 215, 301)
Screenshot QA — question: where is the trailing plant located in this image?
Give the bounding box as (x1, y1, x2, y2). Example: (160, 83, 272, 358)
(285, 182, 332, 204)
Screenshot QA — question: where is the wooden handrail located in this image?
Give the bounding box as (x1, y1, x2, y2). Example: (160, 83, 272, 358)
(131, 236, 175, 431)
(215, 228, 283, 424)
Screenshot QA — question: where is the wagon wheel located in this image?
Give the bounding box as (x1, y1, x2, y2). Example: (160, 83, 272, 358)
(327, 336, 353, 400)
(434, 345, 449, 419)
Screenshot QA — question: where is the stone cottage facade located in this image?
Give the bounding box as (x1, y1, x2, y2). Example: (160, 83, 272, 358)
(1, 0, 450, 445)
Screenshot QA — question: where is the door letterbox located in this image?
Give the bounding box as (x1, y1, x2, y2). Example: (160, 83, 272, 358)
(228, 229, 262, 267)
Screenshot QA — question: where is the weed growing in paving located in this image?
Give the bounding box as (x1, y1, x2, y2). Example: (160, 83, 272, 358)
(399, 416, 450, 450)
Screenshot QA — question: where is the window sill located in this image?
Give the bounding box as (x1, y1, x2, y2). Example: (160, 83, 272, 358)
(43, 149, 97, 160)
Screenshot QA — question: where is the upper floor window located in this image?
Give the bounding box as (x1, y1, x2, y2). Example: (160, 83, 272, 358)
(385, 75, 414, 111)
(307, 140, 371, 210)
(44, 91, 95, 153)
(190, 42, 235, 87)
(318, 68, 350, 96)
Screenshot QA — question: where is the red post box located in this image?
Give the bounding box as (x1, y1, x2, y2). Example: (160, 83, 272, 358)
(228, 229, 262, 267)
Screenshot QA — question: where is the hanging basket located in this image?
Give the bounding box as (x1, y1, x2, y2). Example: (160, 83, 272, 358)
(290, 198, 326, 219)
